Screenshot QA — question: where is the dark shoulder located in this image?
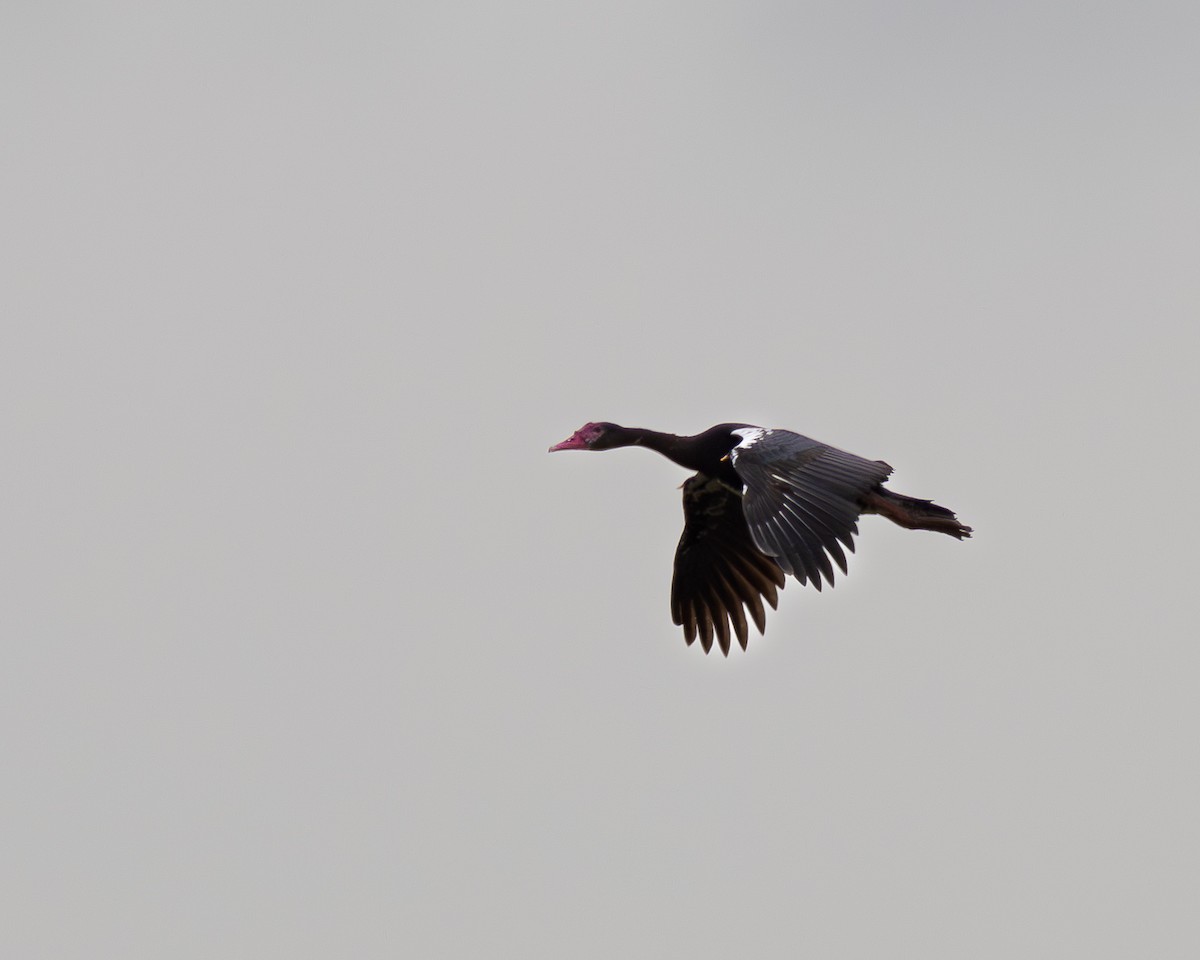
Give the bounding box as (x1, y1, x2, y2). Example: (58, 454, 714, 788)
(694, 422, 758, 453)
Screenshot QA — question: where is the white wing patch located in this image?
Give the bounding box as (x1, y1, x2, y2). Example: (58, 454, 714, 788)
(729, 427, 770, 463)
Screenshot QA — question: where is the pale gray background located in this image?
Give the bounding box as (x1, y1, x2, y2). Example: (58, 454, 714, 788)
(3, 2, 1198, 957)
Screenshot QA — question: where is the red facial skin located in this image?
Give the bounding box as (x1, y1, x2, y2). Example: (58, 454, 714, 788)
(548, 422, 607, 452)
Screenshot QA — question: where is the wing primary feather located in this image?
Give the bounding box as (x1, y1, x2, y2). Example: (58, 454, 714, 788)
(745, 590, 767, 633)
(778, 493, 842, 555)
(782, 477, 861, 527)
(775, 497, 839, 585)
(769, 512, 825, 590)
(723, 563, 769, 634)
(760, 516, 801, 580)
(757, 564, 783, 607)
(694, 592, 715, 654)
(712, 570, 749, 651)
(698, 583, 729, 655)
(712, 605, 731, 656)
(779, 482, 858, 534)
(675, 598, 697, 645)
(824, 535, 849, 576)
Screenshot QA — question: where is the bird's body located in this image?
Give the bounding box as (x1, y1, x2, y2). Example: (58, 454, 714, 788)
(549, 421, 972, 655)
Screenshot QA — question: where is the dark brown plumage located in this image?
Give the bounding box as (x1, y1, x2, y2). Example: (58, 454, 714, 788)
(549, 421, 971, 655)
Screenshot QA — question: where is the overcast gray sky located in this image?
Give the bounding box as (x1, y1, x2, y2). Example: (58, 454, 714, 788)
(4, 2, 1198, 957)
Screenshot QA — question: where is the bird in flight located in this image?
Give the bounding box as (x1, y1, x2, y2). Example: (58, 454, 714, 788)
(549, 421, 971, 655)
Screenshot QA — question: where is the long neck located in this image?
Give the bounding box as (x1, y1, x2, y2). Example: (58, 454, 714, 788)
(608, 425, 733, 474)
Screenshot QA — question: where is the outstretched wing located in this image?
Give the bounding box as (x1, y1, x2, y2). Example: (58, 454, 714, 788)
(729, 428, 892, 590)
(671, 473, 786, 656)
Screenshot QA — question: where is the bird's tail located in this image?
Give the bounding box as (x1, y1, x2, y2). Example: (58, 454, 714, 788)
(862, 488, 973, 539)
